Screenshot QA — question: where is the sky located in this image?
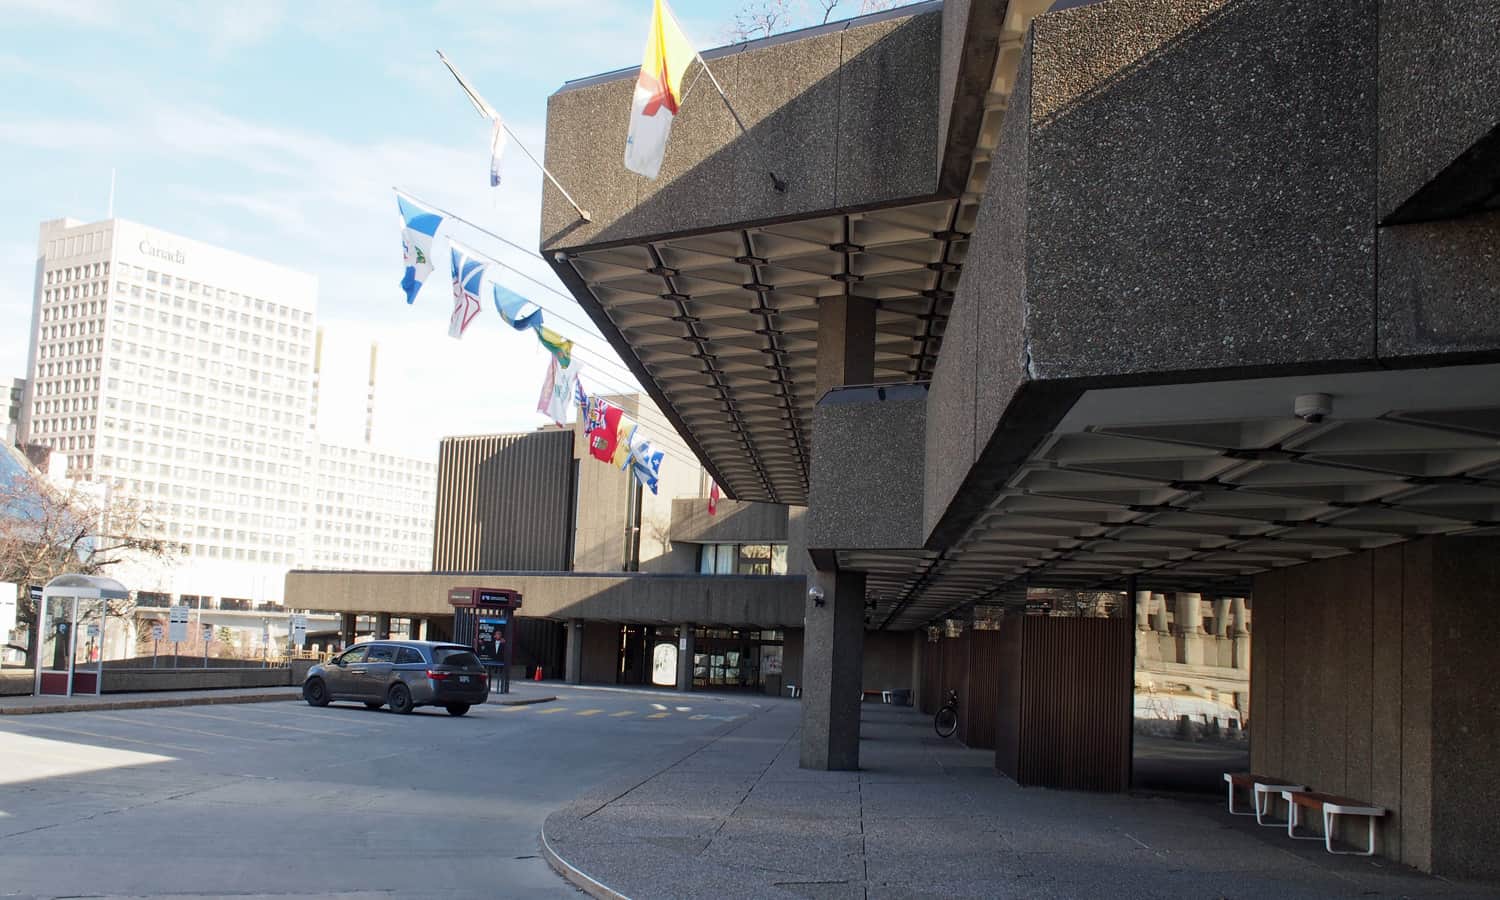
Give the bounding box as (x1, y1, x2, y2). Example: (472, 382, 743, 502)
(0, 0, 895, 462)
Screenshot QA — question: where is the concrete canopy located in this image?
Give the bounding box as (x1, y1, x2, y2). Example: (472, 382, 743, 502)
(542, 1, 1052, 504)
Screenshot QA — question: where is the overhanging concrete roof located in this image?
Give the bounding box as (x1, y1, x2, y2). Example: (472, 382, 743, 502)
(542, 1, 1054, 504)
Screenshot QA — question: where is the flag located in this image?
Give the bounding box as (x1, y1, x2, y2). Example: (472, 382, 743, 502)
(489, 118, 506, 187)
(534, 322, 574, 368)
(574, 378, 589, 418)
(397, 194, 442, 305)
(448, 243, 486, 339)
(624, 428, 666, 494)
(537, 355, 581, 426)
(437, 50, 508, 188)
(492, 282, 543, 331)
(708, 481, 720, 515)
(584, 397, 632, 466)
(624, 0, 697, 179)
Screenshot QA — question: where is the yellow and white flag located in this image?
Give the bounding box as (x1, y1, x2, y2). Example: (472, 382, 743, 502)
(624, 0, 697, 179)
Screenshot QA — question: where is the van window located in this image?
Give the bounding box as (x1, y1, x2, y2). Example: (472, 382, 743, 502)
(432, 648, 480, 668)
(366, 645, 394, 662)
(396, 648, 424, 664)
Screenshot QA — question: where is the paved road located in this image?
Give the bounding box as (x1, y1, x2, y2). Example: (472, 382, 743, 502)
(0, 686, 767, 899)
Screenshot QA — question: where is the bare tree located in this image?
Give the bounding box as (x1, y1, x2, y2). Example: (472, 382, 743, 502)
(0, 467, 175, 663)
(727, 0, 794, 40)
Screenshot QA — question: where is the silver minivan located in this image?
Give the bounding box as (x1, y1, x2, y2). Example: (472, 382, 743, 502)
(303, 640, 489, 716)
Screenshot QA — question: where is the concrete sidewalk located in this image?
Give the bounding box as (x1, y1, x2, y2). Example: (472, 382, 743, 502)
(0, 679, 557, 715)
(543, 701, 1492, 899)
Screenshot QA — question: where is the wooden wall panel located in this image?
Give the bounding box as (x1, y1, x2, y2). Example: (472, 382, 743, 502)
(965, 629, 1002, 750)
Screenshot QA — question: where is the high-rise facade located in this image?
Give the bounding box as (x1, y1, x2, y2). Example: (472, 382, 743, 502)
(18, 217, 434, 604)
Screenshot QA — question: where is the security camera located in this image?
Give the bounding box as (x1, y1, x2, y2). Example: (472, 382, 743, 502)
(1294, 393, 1332, 424)
(808, 585, 826, 607)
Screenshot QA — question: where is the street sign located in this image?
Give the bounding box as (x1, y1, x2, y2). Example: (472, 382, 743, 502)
(202, 623, 213, 643)
(291, 614, 307, 648)
(168, 605, 189, 643)
(151, 622, 163, 642)
(28, 585, 42, 603)
(86, 623, 99, 639)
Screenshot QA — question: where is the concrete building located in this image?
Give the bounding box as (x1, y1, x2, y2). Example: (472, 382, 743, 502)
(18, 217, 435, 608)
(3, 377, 24, 446)
(286, 0, 1500, 879)
(525, 0, 1500, 880)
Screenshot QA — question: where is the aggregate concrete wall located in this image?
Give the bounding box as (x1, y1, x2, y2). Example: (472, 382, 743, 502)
(669, 498, 788, 545)
(1378, 0, 1500, 221)
(285, 570, 805, 629)
(1250, 538, 1500, 877)
(807, 385, 927, 550)
(541, 5, 942, 252)
(102, 668, 294, 693)
(1378, 212, 1500, 361)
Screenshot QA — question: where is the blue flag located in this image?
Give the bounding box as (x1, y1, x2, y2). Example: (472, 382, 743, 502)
(397, 194, 442, 305)
(448, 243, 486, 339)
(492, 282, 543, 331)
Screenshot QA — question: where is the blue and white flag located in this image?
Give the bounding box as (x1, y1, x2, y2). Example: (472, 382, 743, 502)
(492, 282, 543, 331)
(623, 426, 666, 495)
(397, 194, 442, 305)
(448, 242, 486, 339)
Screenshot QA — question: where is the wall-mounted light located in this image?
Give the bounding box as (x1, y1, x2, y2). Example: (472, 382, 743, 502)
(808, 585, 826, 608)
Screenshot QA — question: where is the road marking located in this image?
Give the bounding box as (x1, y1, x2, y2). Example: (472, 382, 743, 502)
(535, 707, 569, 715)
(87, 712, 280, 744)
(4, 720, 207, 754)
(498, 705, 529, 712)
(647, 712, 670, 719)
(167, 708, 355, 736)
(575, 709, 603, 717)
(690, 714, 707, 720)
(609, 711, 635, 717)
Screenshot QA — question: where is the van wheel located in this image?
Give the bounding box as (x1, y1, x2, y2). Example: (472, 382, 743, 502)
(387, 683, 415, 714)
(303, 678, 329, 707)
(446, 704, 470, 717)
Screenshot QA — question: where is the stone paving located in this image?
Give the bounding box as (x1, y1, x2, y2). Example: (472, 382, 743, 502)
(544, 700, 1494, 899)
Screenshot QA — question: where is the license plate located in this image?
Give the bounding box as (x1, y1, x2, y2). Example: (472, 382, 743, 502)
(459, 676, 470, 683)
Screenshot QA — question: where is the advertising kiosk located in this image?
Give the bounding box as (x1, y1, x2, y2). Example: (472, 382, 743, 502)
(447, 587, 520, 694)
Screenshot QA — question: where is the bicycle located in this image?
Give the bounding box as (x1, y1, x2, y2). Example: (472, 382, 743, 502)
(934, 689, 959, 738)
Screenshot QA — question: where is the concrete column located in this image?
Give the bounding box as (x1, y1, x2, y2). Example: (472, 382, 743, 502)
(1134, 591, 1152, 630)
(416, 618, 429, 641)
(374, 612, 391, 641)
(676, 623, 695, 692)
(339, 613, 355, 648)
(1150, 593, 1169, 633)
(1212, 597, 1232, 637)
(800, 567, 866, 771)
(814, 296, 877, 398)
(1175, 592, 1204, 666)
(1230, 596, 1250, 669)
(565, 619, 583, 684)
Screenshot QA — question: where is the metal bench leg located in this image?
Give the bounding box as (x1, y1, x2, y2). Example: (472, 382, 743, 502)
(1322, 810, 1378, 856)
(1228, 783, 1252, 816)
(1287, 802, 1320, 840)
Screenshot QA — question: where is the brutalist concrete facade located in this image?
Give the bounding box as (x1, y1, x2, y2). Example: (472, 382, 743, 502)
(538, 0, 1500, 877)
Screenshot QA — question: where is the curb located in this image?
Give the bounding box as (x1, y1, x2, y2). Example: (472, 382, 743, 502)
(499, 694, 557, 706)
(0, 691, 301, 715)
(541, 822, 631, 900)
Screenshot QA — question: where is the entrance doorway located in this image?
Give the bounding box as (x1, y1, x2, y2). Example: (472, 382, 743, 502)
(692, 628, 783, 691)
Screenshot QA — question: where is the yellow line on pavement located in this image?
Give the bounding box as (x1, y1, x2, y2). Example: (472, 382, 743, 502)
(535, 707, 569, 715)
(647, 712, 670, 719)
(609, 711, 635, 717)
(498, 704, 529, 712)
(575, 709, 603, 716)
(690, 715, 707, 720)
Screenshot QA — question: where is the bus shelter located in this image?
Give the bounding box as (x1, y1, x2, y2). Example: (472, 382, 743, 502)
(448, 587, 520, 694)
(33, 574, 129, 697)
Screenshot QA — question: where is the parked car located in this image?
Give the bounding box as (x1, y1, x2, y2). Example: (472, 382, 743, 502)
(303, 640, 488, 716)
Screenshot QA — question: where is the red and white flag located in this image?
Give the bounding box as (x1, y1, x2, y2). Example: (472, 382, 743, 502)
(708, 481, 720, 515)
(624, 0, 697, 179)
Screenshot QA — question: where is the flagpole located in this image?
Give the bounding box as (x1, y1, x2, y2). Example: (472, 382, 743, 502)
(435, 50, 593, 223)
(692, 52, 788, 193)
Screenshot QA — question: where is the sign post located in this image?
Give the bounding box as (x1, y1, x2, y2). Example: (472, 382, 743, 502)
(168, 605, 189, 668)
(150, 622, 163, 668)
(291, 614, 307, 651)
(202, 622, 212, 668)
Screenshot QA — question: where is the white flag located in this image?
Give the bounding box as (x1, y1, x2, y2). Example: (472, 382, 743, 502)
(537, 355, 581, 425)
(489, 117, 506, 187)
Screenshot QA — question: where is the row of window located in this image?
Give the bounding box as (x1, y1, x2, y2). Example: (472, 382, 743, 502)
(119, 265, 312, 325)
(698, 543, 790, 576)
(42, 283, 104, 305)
(44, 261, 108, 283)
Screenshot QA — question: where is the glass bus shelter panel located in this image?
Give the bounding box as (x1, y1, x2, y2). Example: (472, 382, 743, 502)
(71, 602, 105, 695)
(37, 596, 76, 695)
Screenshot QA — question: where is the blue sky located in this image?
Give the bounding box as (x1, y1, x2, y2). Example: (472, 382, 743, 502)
(0, 0, 897, 458)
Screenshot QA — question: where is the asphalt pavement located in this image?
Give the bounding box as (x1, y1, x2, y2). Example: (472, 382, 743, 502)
(0, 683, 767, 900)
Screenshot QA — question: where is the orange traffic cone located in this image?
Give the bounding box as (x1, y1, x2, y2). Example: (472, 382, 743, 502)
(533, 665, 543, 681)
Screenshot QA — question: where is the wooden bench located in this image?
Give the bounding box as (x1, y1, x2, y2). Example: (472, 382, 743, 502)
(1281, 789, 1388, 856)
(1221, 773, 1309, 826)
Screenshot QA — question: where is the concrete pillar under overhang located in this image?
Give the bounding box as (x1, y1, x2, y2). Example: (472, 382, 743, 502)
(801, 293, 876, 771)
(565, 619, 583, 684)
(800, 567, 866, 771)
(1150, 592, 1169, 633)
(1175, 592, 1204, 666)
(1212, 597, 1232, 637)
(1134, 591, 1152, 630)
(1230, 596, 1250, 669)
(375, 612, 391, 641)
(677, 623, 695, 692)
(416, 618, 429, 641)
(339, 613, 355, 648)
